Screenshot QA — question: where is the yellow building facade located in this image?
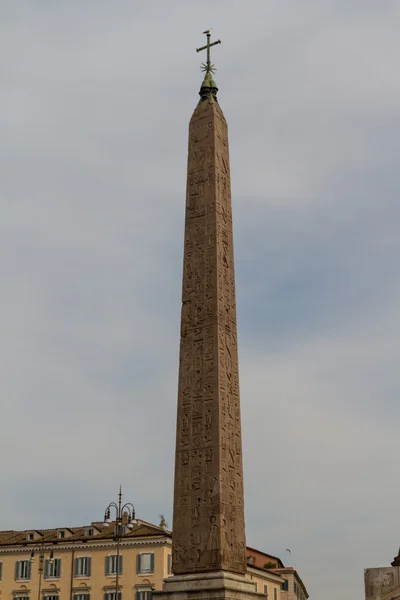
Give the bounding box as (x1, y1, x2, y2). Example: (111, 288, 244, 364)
(0, 521, 304, 600)
(0, 521, 171, 600)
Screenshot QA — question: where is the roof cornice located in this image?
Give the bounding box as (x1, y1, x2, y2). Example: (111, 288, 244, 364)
(0, 537, 172, 555)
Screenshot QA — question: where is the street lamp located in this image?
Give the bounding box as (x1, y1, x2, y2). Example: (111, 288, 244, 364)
(30, 538, 54, 600)
(103, 487, 136, 600)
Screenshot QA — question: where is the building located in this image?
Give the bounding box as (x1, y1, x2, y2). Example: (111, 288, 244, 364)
(0, 519, 171, 600)
(0, 520, 308, 600)
(364, 548, 400, 600)
(364, 566, 400, 600)
(246, 547, 309, 600)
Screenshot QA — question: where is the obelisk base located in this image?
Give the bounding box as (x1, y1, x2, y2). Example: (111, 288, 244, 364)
(154, 571, 262, 600)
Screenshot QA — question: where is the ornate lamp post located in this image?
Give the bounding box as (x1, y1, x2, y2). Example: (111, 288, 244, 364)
(30, 538, 54, 600)
(103, 487, 136, 600)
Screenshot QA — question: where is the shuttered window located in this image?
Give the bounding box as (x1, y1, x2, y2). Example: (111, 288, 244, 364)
(105, 555, 123, 575)
(167, 554, 172, 574)
(15, 560, 31, 580)
(264, 585, 268, 598)
(44, 595, 59, 600)
(0, 562, 2, 581)
(45, 558, 61, 578)
(136, 592, 152, 600)
(104, 593, 121, 600)
(74, 594, 90, 600)
(74, 557, 92, 577)
(136, 553, 154, 574)
(274, 588, 278, 600)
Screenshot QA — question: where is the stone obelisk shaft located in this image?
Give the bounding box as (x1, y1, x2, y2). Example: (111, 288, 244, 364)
(172, 89, 246, 575)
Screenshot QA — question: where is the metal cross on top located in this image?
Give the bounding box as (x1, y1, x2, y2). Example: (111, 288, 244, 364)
(196, 29, 221, 74)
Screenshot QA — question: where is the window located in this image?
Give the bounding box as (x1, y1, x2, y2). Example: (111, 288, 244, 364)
(75, 557, 92, 577)
(44, 596, 59, 600)
(136, 592, 152, 600)
(254, 583, 258, 592)
(294, 583, 297, 594)
(85, 528, 94, 537)
(136, 553, 154, 574)
(263, 585, 268, 598)
(167, 554, 172, 574)
(45, 558, 61, 578)
(15, 560, 31, 580)
(74, 594, 90, 600)
(105, 555, 123, 576)
(15, 597, 29, 600)
(274, 588, 278, 600)
(58, 531, 65, 539)
(104, 593, 121, 600)
(27, 533, 34, 541)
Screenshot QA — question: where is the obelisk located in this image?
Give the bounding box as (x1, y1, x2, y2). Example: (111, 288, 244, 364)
(172, 32, 247, 577)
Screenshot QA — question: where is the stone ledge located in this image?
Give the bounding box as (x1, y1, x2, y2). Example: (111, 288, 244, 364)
(154, 570, 263, 600)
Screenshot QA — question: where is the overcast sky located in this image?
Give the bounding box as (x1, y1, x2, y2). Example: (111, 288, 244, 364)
(1, 2, 400, 599)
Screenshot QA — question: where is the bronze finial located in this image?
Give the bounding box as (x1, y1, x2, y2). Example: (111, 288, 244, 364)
(196, 30, 221, 100)
(196, 30, 221, 76)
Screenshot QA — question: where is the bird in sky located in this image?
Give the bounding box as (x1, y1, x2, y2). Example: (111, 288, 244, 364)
(203, 29, 212, 34)
(285, 549, 291, 553)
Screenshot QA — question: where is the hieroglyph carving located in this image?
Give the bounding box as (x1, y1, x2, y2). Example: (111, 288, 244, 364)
(172, 97, 246, 576)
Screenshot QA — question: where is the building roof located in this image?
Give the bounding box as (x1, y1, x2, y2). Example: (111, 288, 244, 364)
(246, 545, 285, 568)
(0, 520, 171, 548)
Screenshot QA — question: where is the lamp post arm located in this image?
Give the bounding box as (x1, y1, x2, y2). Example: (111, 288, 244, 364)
(121, 503, 135, 517)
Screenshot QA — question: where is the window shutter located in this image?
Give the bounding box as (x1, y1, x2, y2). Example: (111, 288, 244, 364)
(150, 553, 154, 572)
(57, 559, 61, 577)
(136, 554, 141, 574)
(15, 561, 19, 579)
(104, 593, 108, 600)
(0, 561, 2, 580)
(119, 555, 123, 575)
(45, 559, 50, 577)
(105, 556, 110, 575)
(87, 557, 92, 577)
(27, 561, 31, 579)
(74, 558, 79, 576)
(135, 592, 140, 600)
